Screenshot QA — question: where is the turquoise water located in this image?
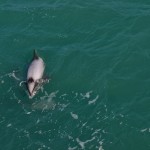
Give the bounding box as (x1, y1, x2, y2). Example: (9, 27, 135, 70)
(0, 0, 150, 149)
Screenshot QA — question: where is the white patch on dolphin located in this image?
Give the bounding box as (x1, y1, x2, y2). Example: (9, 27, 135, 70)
(27, 50, 47, 98)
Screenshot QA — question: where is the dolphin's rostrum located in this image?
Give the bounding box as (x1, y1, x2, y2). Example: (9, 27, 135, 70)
(27, 50, 45, 97)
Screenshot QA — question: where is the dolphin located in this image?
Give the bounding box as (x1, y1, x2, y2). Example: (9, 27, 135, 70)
(27, 50, 46, 97)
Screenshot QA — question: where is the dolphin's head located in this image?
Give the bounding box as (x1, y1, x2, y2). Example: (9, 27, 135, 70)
(27, 77, 36, 97)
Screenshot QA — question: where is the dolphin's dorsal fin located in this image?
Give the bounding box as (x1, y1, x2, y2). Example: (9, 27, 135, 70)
(33, 49, 39, 59)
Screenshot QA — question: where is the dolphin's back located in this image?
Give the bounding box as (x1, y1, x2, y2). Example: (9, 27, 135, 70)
(27, 58, 45, 81)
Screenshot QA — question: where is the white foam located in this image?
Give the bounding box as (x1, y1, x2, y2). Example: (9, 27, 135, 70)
(82, 122, 87, 127)
(99, 141, 104, 150)
(88, 95, 99, 105)
(76, 138, 85, 149)
(70, 112, 78, 120)
(59, 93, 67, 98)
(68, 146, 77, 150)
(76, 137, 95, 149)
(74, 92, 78, 98)
(92, 129, 101, 136)
(84, 91, 92, 98)
(99, 146, 104, 150)
(9, 71, 20, 81)
(17, 99, 21, 104)
(36, 118, 40, 124)
(58, 103, 69, 111)
(7, 124, 12, 127)
(119, 114, 124, 117)
(7, 87, 12, 93)
(26, 112, 31, 115)
(3, 70, 20, 81)
(68, 135, 73, 140)
(81, 91, 92, 99)
(141, 128, 147, 132)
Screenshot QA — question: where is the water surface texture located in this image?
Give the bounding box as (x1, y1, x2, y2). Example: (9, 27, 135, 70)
(0, 0, 150, 150)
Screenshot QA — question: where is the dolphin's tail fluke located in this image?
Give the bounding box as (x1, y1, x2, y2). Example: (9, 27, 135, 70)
(33, 49, 39, 59)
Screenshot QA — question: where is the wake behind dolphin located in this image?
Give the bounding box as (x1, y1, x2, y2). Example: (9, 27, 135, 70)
(27, 50, 48, 98)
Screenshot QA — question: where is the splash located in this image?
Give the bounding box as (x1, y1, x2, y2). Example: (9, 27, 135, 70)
(32, 91, 58, 111)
